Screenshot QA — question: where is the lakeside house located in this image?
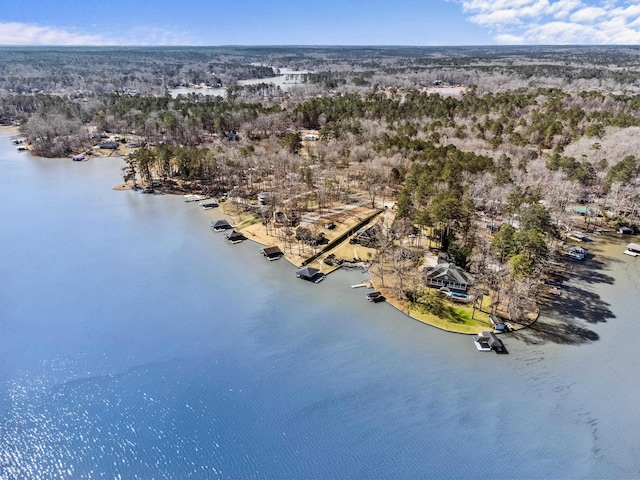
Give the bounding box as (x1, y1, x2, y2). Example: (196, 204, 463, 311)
(295, 266, 324, 283)
(211, 219, 232, 231)
(424, 263, 474, 292)
(225, 230, 246, 244)
(350, 224, 381, 248)
(261, 246, 283, 260)
(98, 140, 119, 150)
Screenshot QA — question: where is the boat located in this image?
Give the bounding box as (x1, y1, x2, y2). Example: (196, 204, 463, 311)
(568, 231, 588, 242)
(72, 154, 85, 161)
(624, 243, 640, 257)
(199, 200, 219, 209)
(16, 145, 28, 152)
(184, 194, 207, 202)
(366, 291, 385, 303)
(566, 245, 586, 260)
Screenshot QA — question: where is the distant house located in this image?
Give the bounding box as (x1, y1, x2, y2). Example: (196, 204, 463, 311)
(225, 230, 246, 244)
(350, 224, 381, 248)
(210, 219, 232, 231)
(261, 246, 283, 261)
(424, 263, 474, 292)
(295, 266, 324, 283)
(98, 141, 119, 150)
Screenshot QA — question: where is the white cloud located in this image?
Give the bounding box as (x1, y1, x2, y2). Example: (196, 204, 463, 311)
(454, 0, 640, 44)
(0, 22, 199, 46)
(494, 33, 526, 43)
(0, 22, 112, 46)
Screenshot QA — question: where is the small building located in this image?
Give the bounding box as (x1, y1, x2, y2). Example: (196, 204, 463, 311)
(261, 246, 283, 261)
(295, 266, 324, 283)
(225, 230, 246, 244)
(424, 263, 474, 292)
(619, 226, 634, 235)
(211, 219, 232, 231)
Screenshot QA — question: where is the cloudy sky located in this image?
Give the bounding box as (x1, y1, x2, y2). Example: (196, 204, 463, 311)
(1, 0, 639, 46)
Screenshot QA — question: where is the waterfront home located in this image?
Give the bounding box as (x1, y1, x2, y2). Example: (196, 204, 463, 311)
(295, 266, 324, 283)
(98, 141, 119, 150)
(225, 230, 246, 244)
(473, 331, 504, 352)
(261, 246, 283, 260)
(350, 224, 381, 248)
(424, 263, 473, 292)
(211, 219, 232, 231)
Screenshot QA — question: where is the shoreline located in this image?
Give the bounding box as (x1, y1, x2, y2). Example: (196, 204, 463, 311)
(3, 138, 604, 338)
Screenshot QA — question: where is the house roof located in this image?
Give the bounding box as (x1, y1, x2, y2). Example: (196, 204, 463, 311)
(476, 331, 503, 348)
(211, 219, 231, 228)
(225, 230, 245, 240)
(296, 266, 319, 278)
(262, 246, 282, 256)
(425, 263, 474, 285)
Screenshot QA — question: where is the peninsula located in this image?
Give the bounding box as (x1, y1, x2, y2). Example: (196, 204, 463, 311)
(3, 46, 639, 334)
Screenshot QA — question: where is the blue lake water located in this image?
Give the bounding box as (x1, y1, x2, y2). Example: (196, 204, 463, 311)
(1, 130, 639, 478)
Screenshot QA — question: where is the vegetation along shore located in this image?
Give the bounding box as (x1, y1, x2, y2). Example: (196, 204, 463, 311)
(4, 45, 640, 336)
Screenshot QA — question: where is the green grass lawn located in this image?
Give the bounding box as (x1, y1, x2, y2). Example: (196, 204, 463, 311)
(408, 293, 494, 334)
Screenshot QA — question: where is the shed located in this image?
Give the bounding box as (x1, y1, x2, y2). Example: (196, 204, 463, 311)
(211, 219, 232, 231)
(295, 266, 324, 283)
(261, 246, 283, 260)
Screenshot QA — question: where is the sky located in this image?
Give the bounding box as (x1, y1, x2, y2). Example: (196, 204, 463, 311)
(0, 0, 639, 46)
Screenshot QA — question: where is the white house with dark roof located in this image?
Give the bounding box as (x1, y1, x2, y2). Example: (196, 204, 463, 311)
(424, 262, 474, 292)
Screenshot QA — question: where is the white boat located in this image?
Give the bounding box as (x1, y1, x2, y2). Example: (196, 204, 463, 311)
(199, 200, 219, 209)
(624, 243, 640, 257)
(184, 194, 207, 202)
(566, 245, 586, 260)
(568, 231, 588, 242)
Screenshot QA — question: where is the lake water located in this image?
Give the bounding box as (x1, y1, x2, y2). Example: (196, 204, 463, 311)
(1, 130, 639, 479)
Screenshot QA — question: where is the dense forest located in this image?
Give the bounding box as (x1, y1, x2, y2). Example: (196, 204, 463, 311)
(3, 45, 640, 321)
